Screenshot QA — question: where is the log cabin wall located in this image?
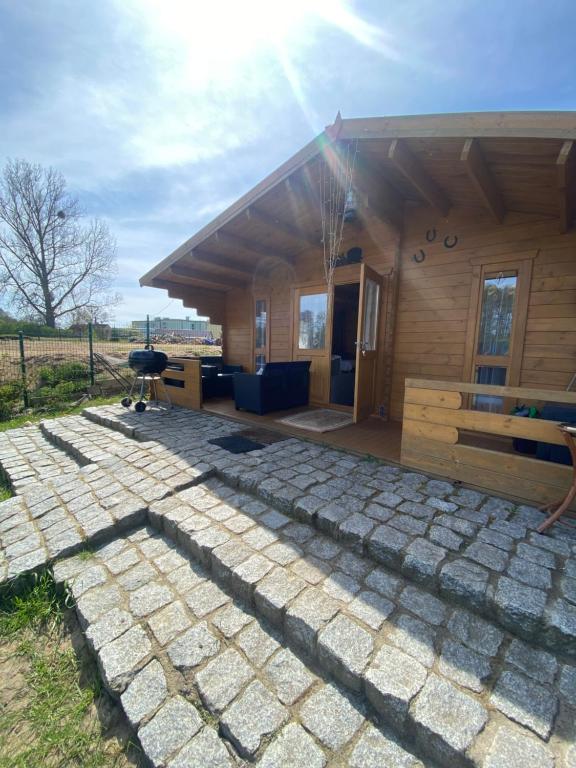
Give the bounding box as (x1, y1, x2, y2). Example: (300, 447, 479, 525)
(390, 205, 576, 421)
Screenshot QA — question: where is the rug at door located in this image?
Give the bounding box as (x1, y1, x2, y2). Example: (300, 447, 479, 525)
(277, 409, 353, 433)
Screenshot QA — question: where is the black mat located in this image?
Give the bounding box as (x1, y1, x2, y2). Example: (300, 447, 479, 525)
(208, 435, 265, 454)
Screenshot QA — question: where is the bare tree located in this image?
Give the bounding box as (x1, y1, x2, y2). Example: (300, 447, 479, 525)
(0, 159, 120, 327)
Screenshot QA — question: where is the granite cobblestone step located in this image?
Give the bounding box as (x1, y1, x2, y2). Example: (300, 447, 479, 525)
(0, 406, 574, 766)
(53, 525, 435, 768)
(0, 424, 80, 490)
(142, 478, 573, 768)
(81, 406, 576, 658)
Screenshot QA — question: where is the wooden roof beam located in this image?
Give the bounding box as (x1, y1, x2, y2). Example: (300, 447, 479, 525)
(187, 249, 255, 276)
(169, 264, 248, 289)
(245, 206, 318, 249)
(557, 140, 576, 234)
(213, 230, 295, 266)
(461, 138, 505, 223)
(387, 139, 450, 217)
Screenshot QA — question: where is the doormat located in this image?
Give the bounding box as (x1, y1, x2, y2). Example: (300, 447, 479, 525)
(208, 435, 265, 454)
(277, 409, 353, 433)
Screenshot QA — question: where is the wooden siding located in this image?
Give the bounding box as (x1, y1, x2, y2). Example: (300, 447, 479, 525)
(390, 207, 576, 421)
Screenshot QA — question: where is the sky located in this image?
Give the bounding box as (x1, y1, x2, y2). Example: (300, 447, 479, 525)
(1, 0, 575, 324)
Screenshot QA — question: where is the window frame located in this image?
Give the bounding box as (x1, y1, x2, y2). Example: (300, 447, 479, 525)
(463, 257, 532, 409)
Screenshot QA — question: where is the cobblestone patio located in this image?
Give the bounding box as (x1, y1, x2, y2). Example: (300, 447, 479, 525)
(0, 404, 575, 767)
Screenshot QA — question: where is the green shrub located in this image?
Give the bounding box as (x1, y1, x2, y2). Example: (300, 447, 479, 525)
(0, 381, 22, 402)
(38, 361, 90, 386)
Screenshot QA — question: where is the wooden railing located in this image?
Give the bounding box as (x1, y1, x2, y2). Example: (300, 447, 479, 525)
(401, 379, 576, 510)
(153, 356, 202, 410)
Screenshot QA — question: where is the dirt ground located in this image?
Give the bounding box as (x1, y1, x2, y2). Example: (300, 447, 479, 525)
(0, 608, 144, 768)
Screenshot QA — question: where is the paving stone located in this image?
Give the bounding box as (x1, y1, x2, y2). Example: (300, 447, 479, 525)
(69, 565, 109, 597)
(411, 674, 488, 764)
(438, 639, 491, 693)
(294, 494, 326, 521)
(138, 696, 203, 767)
(339, 512, 375, 544)
(76, 585, 122, 627)
(368, 524, 410, 568)
(220, 680, 288, 758)
(129, 582, 173, 618)
(254, 567, 306, 625)
(436, 514, 478, 537)
(388, 613, 436, 668)
(348, 724, 422, 768)
(397, 501, 436, 520)
(559, 664, 576, 706)
(562, 576, 576, 605)
(264, 648, 315, 705)
(185, 581, 229, 618)
(388, 514, 428, 536)
(85, 607, 134, 652)
(349, 590, 394, 630)
(168, 726, 234, 768)
(545, 598, 576, 651)
(317, 614, 374, 691)
(121, 659, 168, 727)
(148, 601, 192, 646)
(506, 638, 558, 684)
(508, 556, 552, 590)
(115, 559, 156, 590)
(365, 567, 402, 599)
(490, 669, 558, 739)
(365, 501, 395, 522)
(299, 683, 365, 750)
(212, 604, 253, 638)
(477, 529, 515, 552)
(196, 649, 254, 713)
(306, 535, 342, 561)
(464, 542, 509, 573)
(494, 577, 547, 637)
(264, 540, 302, 566)
(403, 538, 446, 583)
(167, 622, 220, 671)
(336, 551, 372, 580)
(285, 587, 340, 654)
(259, 723, 327, 768)
(322, 571, 361, 603)
(290, 555, 331, 585)
(399, 585, 448, 626)
(439, 559, 491, 611)
(364, 644, 427, 728)
(428, 524, 463, 552)
(98, 624, 152, 693)
(482, 725, 555, 768)
(447, 609, 504, 656)
(516, 542, 556, 569)
(231, 554, 274, 601)
(237, 621, 280, 666)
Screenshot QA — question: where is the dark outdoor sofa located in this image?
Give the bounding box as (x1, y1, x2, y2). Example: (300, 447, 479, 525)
(233, 361, 311, 415)
(200, 356, 243, 399)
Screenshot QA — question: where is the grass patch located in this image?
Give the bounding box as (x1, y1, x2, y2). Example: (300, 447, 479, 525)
(0, 396, 119, 433)
(0, 476, 11, 502)
(0, 572, 137, 768)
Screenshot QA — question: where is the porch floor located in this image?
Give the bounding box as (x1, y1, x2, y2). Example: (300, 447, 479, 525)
(202, 398, 403, 463)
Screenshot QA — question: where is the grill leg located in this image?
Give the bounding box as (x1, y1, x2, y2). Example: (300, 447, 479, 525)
(139, 376, 147, 402)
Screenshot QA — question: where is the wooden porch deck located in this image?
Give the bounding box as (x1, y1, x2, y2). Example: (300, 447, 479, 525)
(202, 398, 403, 463)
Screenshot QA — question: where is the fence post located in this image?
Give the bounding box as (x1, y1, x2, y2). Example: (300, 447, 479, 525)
(146, 314, 151, 347)
(88, 322, 95, 385)
(18, 331, 29, 409)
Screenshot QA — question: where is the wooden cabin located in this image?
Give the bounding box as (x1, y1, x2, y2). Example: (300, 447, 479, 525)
(141, 112, 576, 510)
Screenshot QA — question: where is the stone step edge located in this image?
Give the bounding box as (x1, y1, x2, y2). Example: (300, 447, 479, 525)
(146, 503, 502, 768)
(79, 406, 574, 662)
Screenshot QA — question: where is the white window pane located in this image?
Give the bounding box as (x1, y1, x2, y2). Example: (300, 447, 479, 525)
(299, 293, 327, 349)
(362, 278, 379, 351)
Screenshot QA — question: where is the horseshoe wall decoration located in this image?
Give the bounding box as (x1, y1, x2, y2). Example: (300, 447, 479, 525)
(444, 234, 458, 249)
(412, 249, 426, 263)
(425, 228, 437, 243)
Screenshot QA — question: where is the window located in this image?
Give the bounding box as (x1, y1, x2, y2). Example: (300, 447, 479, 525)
(299, 293, 327, 350)
(362, 278, 380, 351)
(465, 261, 531, 413)
(254, 297, 269, 369)
(477, 275, 517, 356)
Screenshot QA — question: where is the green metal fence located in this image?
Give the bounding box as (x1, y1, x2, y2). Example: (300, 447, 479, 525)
(0, 316, 222, 419)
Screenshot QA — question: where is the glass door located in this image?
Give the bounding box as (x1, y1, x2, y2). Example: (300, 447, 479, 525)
(254, 296, 269, 371)
(354, 264, 383, 422)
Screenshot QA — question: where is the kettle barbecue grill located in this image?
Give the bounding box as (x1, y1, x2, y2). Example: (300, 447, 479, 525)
(121, 345, 172, 412)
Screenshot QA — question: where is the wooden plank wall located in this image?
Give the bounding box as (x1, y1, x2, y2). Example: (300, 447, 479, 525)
(401, 379, 576, 510)
(390, 206, 576, 421)
(223, 288, 253, 372)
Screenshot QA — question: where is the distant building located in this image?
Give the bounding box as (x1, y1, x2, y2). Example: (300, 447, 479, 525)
(131, 316, 221, 339)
